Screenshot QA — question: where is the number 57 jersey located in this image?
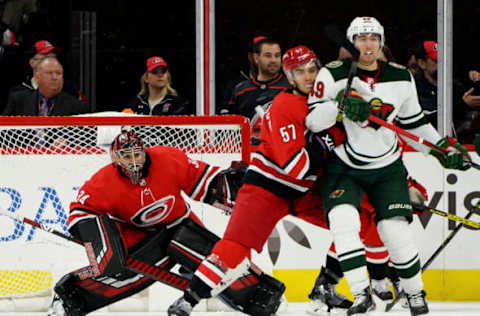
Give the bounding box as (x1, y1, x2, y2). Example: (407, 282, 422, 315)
(244, 90, 318, 200)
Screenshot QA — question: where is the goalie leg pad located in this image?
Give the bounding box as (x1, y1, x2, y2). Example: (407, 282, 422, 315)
(167, 218, 220, 271)
(70, 213, 126, 277)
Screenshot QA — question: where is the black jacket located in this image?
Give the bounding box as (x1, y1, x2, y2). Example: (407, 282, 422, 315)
(2, 89, 90, 116)
(219, 73, 290, 119)
(126, 93, 191, 115)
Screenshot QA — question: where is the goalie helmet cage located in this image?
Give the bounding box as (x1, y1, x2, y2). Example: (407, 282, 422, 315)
(0, 114, 250, 312)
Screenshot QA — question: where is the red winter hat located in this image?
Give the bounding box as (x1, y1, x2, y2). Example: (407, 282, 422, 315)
(34, 40, 58, 55)
(423, 41, 438, 61)
(146, 56, 168, 72)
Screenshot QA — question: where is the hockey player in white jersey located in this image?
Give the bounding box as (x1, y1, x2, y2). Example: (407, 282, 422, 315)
(306, 16, 472, 316)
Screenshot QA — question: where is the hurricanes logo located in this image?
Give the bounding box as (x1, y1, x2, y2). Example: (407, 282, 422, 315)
(131, 196, 175, 227)
(329, 189, 345, 199)
(369, 98, 394, 129)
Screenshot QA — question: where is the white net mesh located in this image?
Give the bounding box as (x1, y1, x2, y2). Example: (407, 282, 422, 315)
(0, 123, 244, 155)
(0, 114, 250, 312)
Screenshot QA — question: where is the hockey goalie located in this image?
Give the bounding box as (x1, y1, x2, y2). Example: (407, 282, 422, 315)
(47, 130, 285, 316)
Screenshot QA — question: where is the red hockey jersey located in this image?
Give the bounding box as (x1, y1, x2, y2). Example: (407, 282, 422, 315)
(244, 91, 316, 199)
(69, 146, 221, 232)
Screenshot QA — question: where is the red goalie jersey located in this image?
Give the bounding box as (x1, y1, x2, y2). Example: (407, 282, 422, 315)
(69, 146, 221, 247)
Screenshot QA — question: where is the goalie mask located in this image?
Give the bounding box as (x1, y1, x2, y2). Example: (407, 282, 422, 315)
(282, 45, 321, 82)
(347, 16, 385, 47)
(110, 131, 146, 184)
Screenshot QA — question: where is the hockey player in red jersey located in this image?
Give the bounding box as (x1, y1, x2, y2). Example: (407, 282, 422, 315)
(47, 130, 285, 316)
(167, 45, 350, 316)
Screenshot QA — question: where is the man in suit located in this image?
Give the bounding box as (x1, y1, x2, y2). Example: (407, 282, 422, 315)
(2, 56, 89, 115)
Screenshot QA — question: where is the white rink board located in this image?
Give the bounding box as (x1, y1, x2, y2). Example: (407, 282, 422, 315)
(1, 151, 480, 311)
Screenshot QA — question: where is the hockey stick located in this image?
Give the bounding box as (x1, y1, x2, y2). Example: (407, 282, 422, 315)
(411, 203, 480, 229)
(323, 24, 360, 113)
(386, 205, 479, 312)
(0, 209, 190, 290)
(368, 115, 480, 170)
(421, 210, 476, 272)
(323, 25, 479, 170)
(0, 209, 101, 280)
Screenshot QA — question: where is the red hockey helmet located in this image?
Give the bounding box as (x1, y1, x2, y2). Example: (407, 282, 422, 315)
(282, 45, 320, 80)
(110, 131, 146, 184)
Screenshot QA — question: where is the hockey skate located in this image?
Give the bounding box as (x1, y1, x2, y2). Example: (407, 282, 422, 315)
(307, 273, 352, 315)
(371, 279, 393, 302)
(168, 297, 193, 316)
(406, 290, 429, 316)
(347, 287, 375, 316)
(392, 280, 408, 309)
(371, 278, 393, 311)
(47, 293, 85, 316)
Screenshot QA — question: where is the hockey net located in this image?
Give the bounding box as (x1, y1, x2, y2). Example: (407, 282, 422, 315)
(0, 113, 250, 312)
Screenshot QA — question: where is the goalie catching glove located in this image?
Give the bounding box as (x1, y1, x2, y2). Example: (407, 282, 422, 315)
(430, 137, 472, 170)
(207, 160, 248, 215)
(336, 89, 370, 122)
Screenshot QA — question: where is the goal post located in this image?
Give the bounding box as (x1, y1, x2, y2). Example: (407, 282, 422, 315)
(0, 113, 251, 312)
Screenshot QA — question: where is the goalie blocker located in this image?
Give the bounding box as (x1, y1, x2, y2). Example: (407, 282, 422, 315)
(51, 216, 285, 316)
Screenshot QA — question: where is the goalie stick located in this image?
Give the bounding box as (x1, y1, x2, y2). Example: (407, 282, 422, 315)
(0, 209, 101, 280)
(0, 209, 191, 290)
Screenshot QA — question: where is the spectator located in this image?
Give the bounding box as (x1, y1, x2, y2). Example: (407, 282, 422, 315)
(2, 56, 89, 115)
(219, 36, 265, 115)
(123, 56, 191, 115)
(413, 40, 477, 136)
(1, 0, 36, 34)
(413, 41, 439, 127)
(8, 40, 88, 104)
(455, 70, 480, 143)
(1, 20, 17, 47)
(379, 44, 395, 62)
(217, 37, 290, 119)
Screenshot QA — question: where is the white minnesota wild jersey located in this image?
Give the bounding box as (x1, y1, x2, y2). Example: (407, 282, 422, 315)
(307, 58, 430, 169)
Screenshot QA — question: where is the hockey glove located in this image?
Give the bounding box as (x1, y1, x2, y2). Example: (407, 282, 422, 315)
(408, 177, 429, 215)
(306, 123, 346, 171)
(209, 160, 248, 215)
(474, 133, 480, 156)
(336, 89, 370, 122)
(430, 137, 472, 170)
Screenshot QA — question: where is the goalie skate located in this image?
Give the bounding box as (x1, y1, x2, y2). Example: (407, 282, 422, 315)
(47, 294, 85, 316)
(167, 297, 193, 316)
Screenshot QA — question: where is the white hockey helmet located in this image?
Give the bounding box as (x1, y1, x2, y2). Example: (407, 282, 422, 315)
(347, 17, 384, 47)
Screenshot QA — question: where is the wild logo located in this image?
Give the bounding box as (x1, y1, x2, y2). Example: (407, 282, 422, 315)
(329, 189, 345, 199)
(369, 98, 394, 129)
